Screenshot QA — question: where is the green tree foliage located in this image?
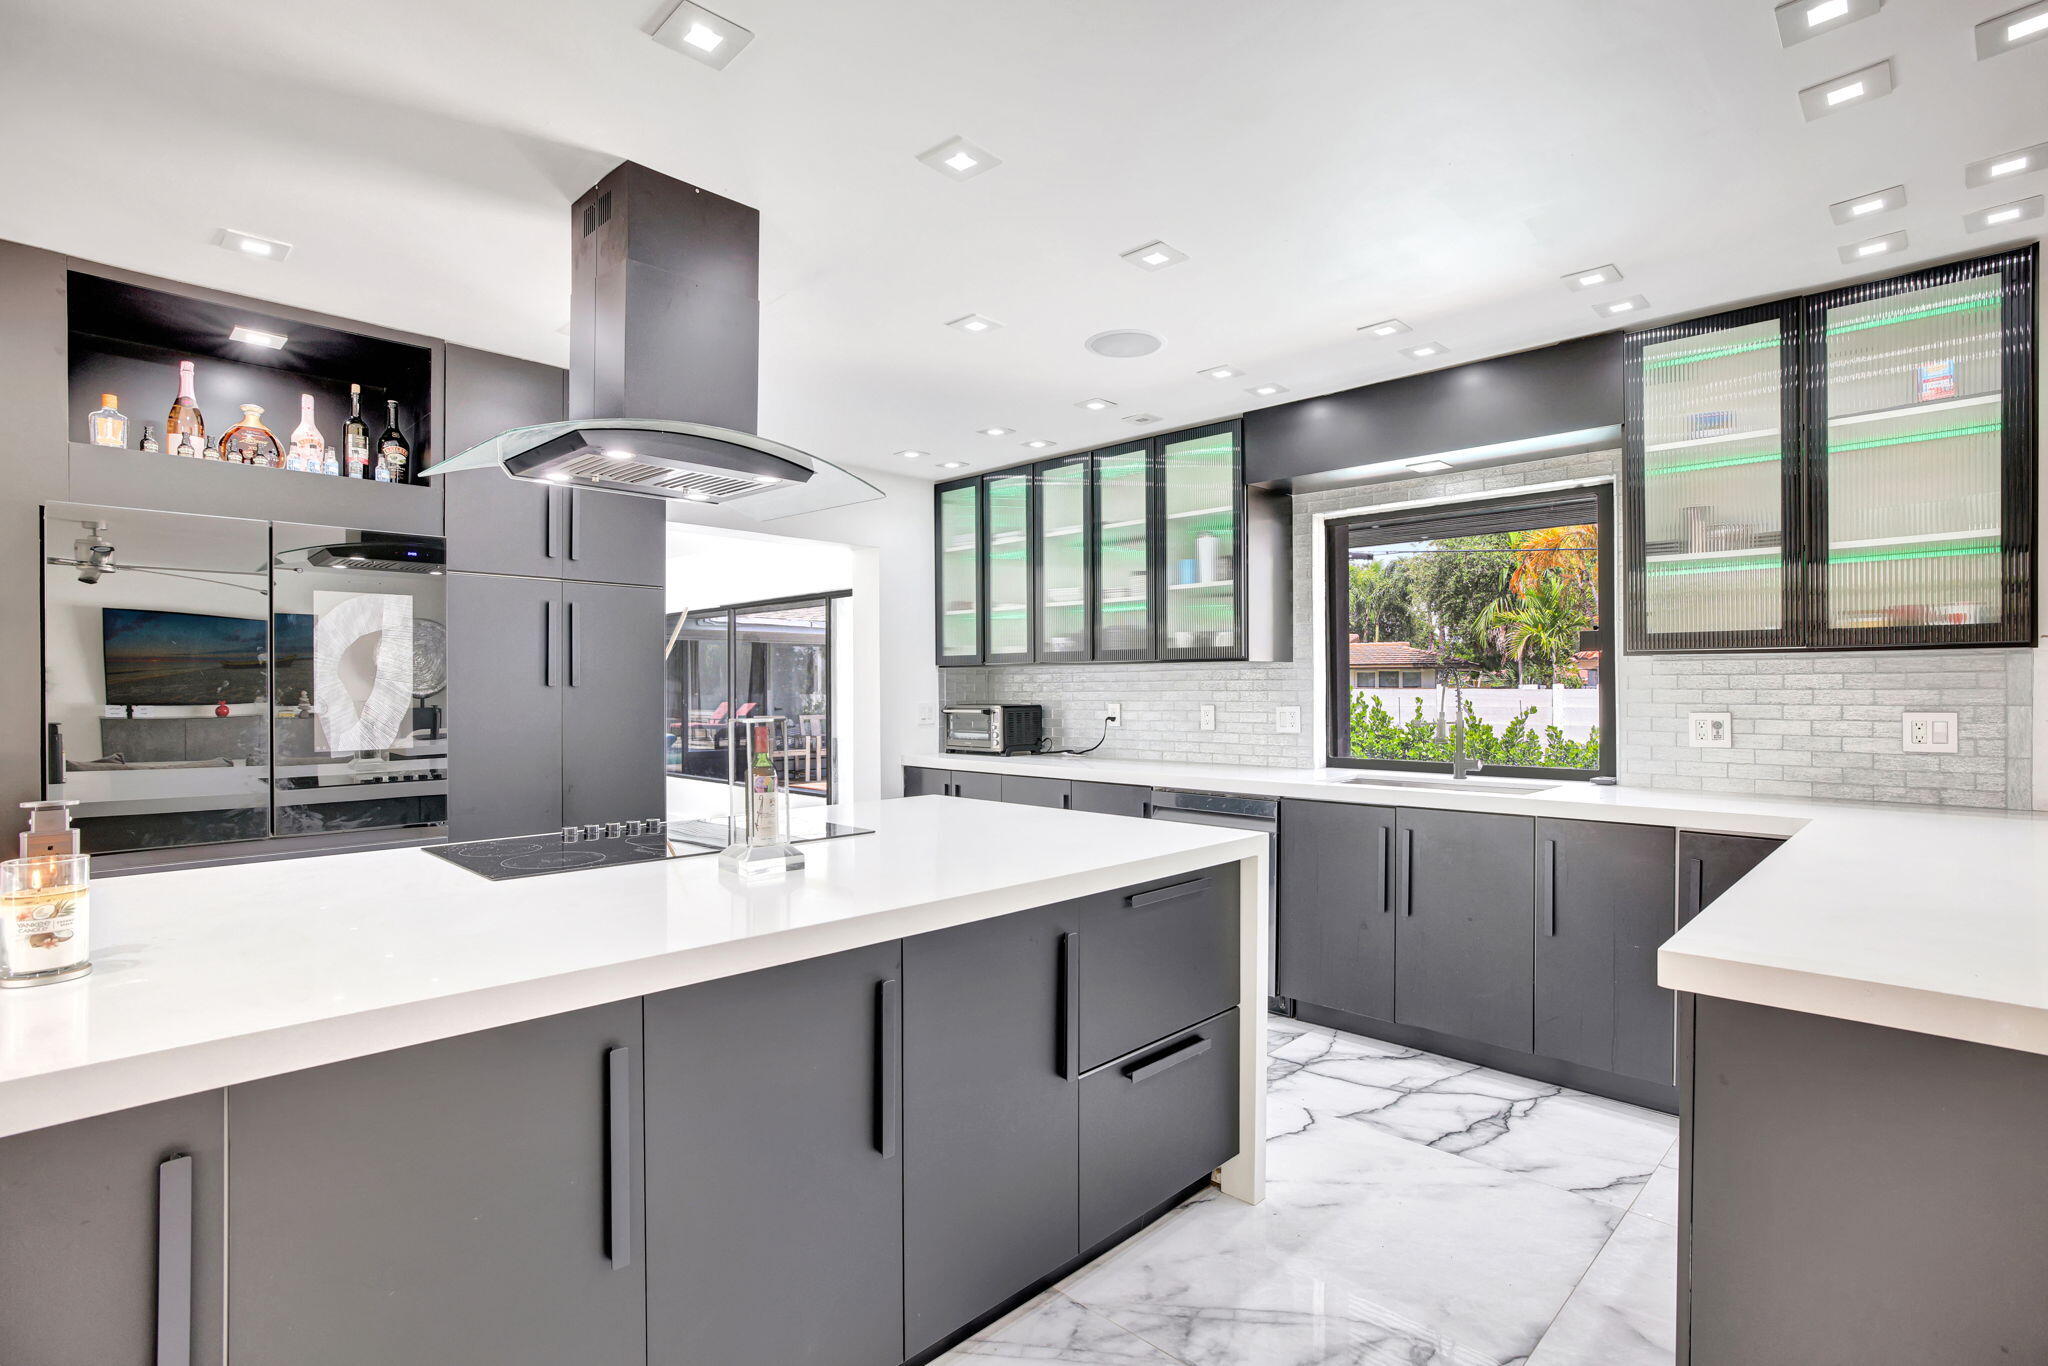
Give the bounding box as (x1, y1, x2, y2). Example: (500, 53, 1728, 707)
(1481, 574, 1592, 687)
(1400, 534, 1513, 674)
(1348, 694, 1601, 770)
(1346, 559, 1414, 643)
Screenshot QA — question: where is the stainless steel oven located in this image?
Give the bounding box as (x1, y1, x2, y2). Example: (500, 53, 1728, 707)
(941, 704, 1045, 755)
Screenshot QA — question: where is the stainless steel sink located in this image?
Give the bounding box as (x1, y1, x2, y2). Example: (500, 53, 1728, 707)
(1341, 774, 1559, 795)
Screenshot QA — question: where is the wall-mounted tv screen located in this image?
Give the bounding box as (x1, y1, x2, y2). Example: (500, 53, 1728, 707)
(99, 607, 314, 707)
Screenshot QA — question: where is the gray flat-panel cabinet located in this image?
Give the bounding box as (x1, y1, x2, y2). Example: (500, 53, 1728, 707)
(564, 488, 666, 588)
(446, 571, 563, 841)
(1078, 865, 1240, 1072)
(903, 902, 1079, 1356)
(1394, 807, 1535, 1053)
(1534, 818, 1675, 1076)
(561, 581, 665, 827)
(1000, 774, 1070, 808)
(644, 942, 904, 1366)
(1070, 780, 1149, 818)
(901, 766, 1002, 801)
(952, 769, 1002, 802)
(0, 1090, 226, 1366)
(904, 765, 950, 797)
(1679, 831, 1784, 925)
(442, 344, 566, 578)
(1277, 799, 1395, 1019)
(226, 1002, 645, 1366)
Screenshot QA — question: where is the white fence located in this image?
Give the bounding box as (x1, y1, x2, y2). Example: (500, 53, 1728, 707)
(1353, 685, 1600, 741)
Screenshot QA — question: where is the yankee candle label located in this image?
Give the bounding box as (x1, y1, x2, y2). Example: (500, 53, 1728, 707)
(5, 889, 87, 973)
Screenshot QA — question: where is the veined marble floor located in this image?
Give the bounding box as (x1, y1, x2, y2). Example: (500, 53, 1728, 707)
(936, 1015, 1679, 1366)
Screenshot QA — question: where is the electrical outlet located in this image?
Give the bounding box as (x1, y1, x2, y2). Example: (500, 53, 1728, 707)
(1103, 703, 1121, 727)
(916, 702, 936, 726)
(1687, 712, 1732, 748)
(1198, 704, 1216, 732)
(1275, 705, 1302, 734)
(1901, 712, 1958, 753)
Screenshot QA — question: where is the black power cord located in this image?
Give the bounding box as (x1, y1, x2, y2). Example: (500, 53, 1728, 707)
(1037, 715, 1114, 757)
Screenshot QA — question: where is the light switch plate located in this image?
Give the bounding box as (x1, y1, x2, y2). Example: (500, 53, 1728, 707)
(1688, 712, 1733, 748)
(1198, 703, 1216, 732)
(1275, 705, 1302, 734)
(1902, 712, 1958, 753)
(916, 702, 936, 726)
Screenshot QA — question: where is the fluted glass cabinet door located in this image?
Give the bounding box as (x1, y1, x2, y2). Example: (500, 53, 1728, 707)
(1625, 301, 1803, 652)
(936, 480, 982, 665)
(983, 472, 1035, 663)
(1092, 443, 1157, 660)
(1806, 250, 2034, 647)
(1035, 456, 1092, 661)
(1157, 422, 1243, 661)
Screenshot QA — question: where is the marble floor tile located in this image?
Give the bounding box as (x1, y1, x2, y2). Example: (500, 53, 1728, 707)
(1630, 1162, 1678, 1227)
(1264, 1014, 1328, 1056)
(1063, 1120, 1624, 1366)
(937, 1289, 1188, 1365)
(1526, 1215, 1677, 1366)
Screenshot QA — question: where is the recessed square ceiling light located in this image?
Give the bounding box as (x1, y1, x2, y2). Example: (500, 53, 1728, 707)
(1828, 185, 1906, 223)
(1122, 413, 1163, 425)
(1246, 383, 1290, 397)
(1799, 61, 1894, 120)
(1121, 240, 1187, 271)
(215, 227, 291, 261)
(1407, 459, 1455, 473)
(917, 136, 1001, 181)
(895, 449, 927, 460)
(1402, 343, 1448, 361)
(1774, 0, 1881, 46)
(1022, 439, 1055, 449)
(1965, 195, 2046, 232)
(947, 314, 1001, 334)
(1964, 142, 2047, 188)
(228, 325, 288, 349)
(1593, 295, 1650, 318)
(1977, 1, 2048, 56)
(650, 1, 755, 68)
(1359, 318, 1412, 336)
(978, 426, 1013, 437)
(1200, 365, 1243, 380)
(1839, 230, 1908, 263)
(1562, 265, 1623, 292)
(937, 461, 968, 470)
(1076, 398, 1118, 411)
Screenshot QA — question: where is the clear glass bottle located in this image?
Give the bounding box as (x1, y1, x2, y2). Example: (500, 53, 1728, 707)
(344, 383, 371, 478)
(377, 399, 411, 483)
(288, 393, 326, 474)
(219, 404, 283, 467)
(88, 393, 129, 448)
(0, 853, 91, 987)
(166, 360, 205, 459)
(138, 423, 160, 453)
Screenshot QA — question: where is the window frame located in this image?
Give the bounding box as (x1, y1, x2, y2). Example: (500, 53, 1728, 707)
(1323, 484, 1616, 781)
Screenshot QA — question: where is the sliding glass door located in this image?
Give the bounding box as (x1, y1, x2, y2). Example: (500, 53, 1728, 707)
(665, 594, 838, 803)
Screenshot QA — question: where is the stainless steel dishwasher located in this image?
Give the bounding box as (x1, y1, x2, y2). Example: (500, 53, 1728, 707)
(1146, 789, 1286, 1013)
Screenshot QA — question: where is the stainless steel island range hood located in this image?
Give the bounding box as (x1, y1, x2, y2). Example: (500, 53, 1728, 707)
(426, 161, 878, 518)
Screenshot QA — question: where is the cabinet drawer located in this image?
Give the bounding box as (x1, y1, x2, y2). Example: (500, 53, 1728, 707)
(1079, 864, 1239, 1072)
(1079, 1009, 1239, 1248)
(1000, 775, 1071, 808)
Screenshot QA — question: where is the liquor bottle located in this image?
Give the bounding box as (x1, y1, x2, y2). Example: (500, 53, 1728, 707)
(165, 361, 205, 459)
(748, 725, 782, 844)
(219, 404, 283, 467)
(287, 393, 326, 474)
(137, 424, 160, 453)
(87, 394, 128, 448)
(377, 399, 411, 483)
(343, 383, 371, 478)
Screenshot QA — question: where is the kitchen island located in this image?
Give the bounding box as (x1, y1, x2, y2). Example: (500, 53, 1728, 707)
(0, 796, 1267, 1366)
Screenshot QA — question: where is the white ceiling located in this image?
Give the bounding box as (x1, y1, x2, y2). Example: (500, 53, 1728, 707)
(1, 0, 2041, 481)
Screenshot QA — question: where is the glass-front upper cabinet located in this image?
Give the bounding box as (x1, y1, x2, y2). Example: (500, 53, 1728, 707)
(1034, 455, 1092, 661)
(1806, 250, 2034, 647)
(1625, 301, 1803, 652)
(1092, 442, 1157, 660)
(982, 471, 1035, 663)
(936, 478, 982, 665)
(1158, 421, 1243, 661)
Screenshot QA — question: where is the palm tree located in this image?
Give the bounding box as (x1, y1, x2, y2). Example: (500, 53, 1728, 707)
(1507, 524, 1598, 604)
(1487, 575, 1590, 687)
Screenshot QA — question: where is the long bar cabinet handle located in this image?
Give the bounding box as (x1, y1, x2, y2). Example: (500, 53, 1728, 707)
(1058, 931, 1081, 1079)
(1540, 838, 1558, 936)
(156, 1154, 193, 1366)
(606, 1046, 634, 1270)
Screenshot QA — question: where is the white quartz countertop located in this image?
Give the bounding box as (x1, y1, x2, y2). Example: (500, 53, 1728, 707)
(0, 798, 1263, 1139)
(905, 751, 2048, 1057)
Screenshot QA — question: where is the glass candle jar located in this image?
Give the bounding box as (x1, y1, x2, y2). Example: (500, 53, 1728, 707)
(0, 854, 92, 987)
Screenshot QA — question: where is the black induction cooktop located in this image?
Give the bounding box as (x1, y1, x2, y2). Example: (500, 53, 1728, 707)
(426, 818, 872, 881)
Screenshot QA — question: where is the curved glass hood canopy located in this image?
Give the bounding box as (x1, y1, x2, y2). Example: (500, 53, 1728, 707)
(424, 418, 883, 522)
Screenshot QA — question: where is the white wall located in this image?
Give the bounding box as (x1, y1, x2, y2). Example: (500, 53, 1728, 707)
(662, 467, 936, 800)
(664, 524, 856, 615)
